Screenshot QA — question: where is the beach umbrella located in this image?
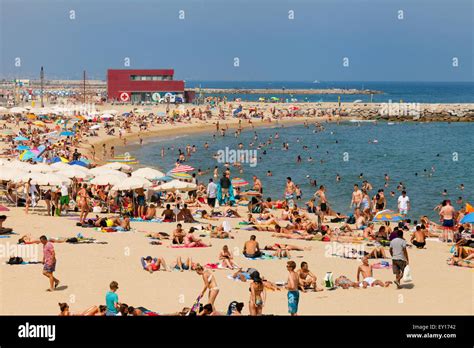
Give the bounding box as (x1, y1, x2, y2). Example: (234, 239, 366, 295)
(102, 162, 132, 171)
(112, 176, 152, 191)
(89, 167, 128, 179)
(60, 131, 75, 137)
(19, 150, 36, 161)
(460, 213, 474, 224)
(9, 107, 27, 114)
(465, 203, 474, 214)
(69, 160, 88, 167)
(0, 106, 8, 113)
(132, 167, 165, 180)
(16, 145, 30, 151)
(372, 209, 404, 222)
(89, 175, 122, 186)
(169, 172, 192, 180)
(3, 160, 32, 171)
(51, 161, 71, 170)
(58, 167, 92, 179)
(31, 173, 71, 186)
(231, 177, 249, 187)
(170, 164, 194, 173)
(90, 124, 100, 130)
(100, 113, 113, 120)
(26, 113, 37, 120)
(0, 167, 25, 181)
(29, 163, 55, 173)
(156, 179, 196, 192)
(134, 108, 145, 114)
(14, 136, 29, 142)
(157, 175, 172, 182)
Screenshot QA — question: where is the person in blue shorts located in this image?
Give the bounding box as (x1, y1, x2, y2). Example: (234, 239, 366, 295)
(286, 261, 300, 316)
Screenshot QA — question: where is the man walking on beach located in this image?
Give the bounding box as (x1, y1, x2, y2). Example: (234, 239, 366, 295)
(351, 184, 362, 209)
(286, 261, 300, 316)
(40, 236, 60, 292)
(389, 230, 409, 289)
(59, 183, 69, 216)
(207, 178, 217, 208)
(220, 172, 231, 202)
(397, 190, 410, 217)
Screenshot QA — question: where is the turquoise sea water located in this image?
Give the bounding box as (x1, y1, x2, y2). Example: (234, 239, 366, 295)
(123, 122, 473, 221)
(187, 81, 474, 103)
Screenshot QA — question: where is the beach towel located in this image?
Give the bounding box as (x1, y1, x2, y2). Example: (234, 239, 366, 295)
(130, 218, 163, 223)
(243, 253, 275, 260)
(169, 244, 209, 248)
(136, 306, 159, 316)
(0, 235, 10, 239)
(372, 261, 391, 269)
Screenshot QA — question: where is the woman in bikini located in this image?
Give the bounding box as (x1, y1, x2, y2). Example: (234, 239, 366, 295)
(196, 265, 219, 307)
(77, 184, 90, 224)
(218, 245, 236, 269)
(249, 273, 266, 316)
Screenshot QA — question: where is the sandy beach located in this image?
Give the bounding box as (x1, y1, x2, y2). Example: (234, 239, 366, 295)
(0, 102, 472, 316)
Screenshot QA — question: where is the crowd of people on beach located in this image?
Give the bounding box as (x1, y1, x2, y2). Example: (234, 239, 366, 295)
(1, 102, 472, 316)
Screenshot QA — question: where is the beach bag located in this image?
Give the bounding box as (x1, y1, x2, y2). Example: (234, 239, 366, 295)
(324, 272, 334, 288)
(222, 220, 231, 233)
(402, 265, 413, 282)
(346, 215, 355, 224)
(7, 256, 23, 265)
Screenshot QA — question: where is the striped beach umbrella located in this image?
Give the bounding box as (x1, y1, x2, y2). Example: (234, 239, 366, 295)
(169, 172, 192, 180)
(170, 164, 194, 173)
(372, 209, 404, 222)
(231, 177, 249, 187)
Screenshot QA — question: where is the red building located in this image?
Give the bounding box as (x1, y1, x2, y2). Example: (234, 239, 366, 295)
(107, 69, 194, 103)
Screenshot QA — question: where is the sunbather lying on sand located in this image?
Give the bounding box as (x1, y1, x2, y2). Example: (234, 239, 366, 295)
(335, 275, 360, 289)
(447, 253, 474, 268)
(59, 303, 106, 316)
(94, 215, 130, 230)
(172, 257, 197, 271)
(263, 243, 311, 252)
(141, 256, 168, 273)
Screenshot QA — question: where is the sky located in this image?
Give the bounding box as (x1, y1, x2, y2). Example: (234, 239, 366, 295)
(0, 0, 472, 81)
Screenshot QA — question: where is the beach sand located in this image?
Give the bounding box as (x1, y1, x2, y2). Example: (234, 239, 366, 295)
(0, 206, 471, 315)
(0, 102, 472, 316)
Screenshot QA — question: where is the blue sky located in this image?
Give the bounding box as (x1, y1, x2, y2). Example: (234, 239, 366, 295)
(0, 0, 472, 81)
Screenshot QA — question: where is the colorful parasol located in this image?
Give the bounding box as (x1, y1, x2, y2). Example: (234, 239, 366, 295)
(170, 164, 194, 173)
(372, 209, 404, 222)
(169, 172, 192, 180)
(231, 177, 249, 187)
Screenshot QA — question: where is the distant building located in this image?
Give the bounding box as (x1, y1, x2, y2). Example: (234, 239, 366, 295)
(107, 69, 194, 103)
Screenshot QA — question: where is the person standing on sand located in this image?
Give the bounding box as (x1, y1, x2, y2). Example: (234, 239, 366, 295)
(40, 236, 60, 292)
(397, 190, 410, 217)
(389, 230, 409, 289)
(439, 199, 456, 242)
(207, 178, 217, 208)
(351, 184, 363, 209)
(285, 177, 296, 202)
(286, 261, 300, 316)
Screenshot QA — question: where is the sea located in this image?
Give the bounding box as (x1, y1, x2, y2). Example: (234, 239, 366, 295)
(185, 81, 474, 104)
(121, 120, 473, 221)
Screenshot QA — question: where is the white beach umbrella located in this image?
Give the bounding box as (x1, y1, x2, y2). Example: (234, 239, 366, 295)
(0, 107, 8, 114)
(51, 162, 71, 171)
(9, 107, 28, 114)
(0, 167, 26, 181)
(89, 167, 128, 178)
(31, 173, 71, 186)
(3, 160, 33, 171)
(29, 163, 55, 173)
(156, 179, 196, 192)
(101, 162, 132, 171)
(132, 167, 165, 180)
(89, 175, 122, 186)
(112, 176, 151, 191)
(57, 167, 92, 179)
